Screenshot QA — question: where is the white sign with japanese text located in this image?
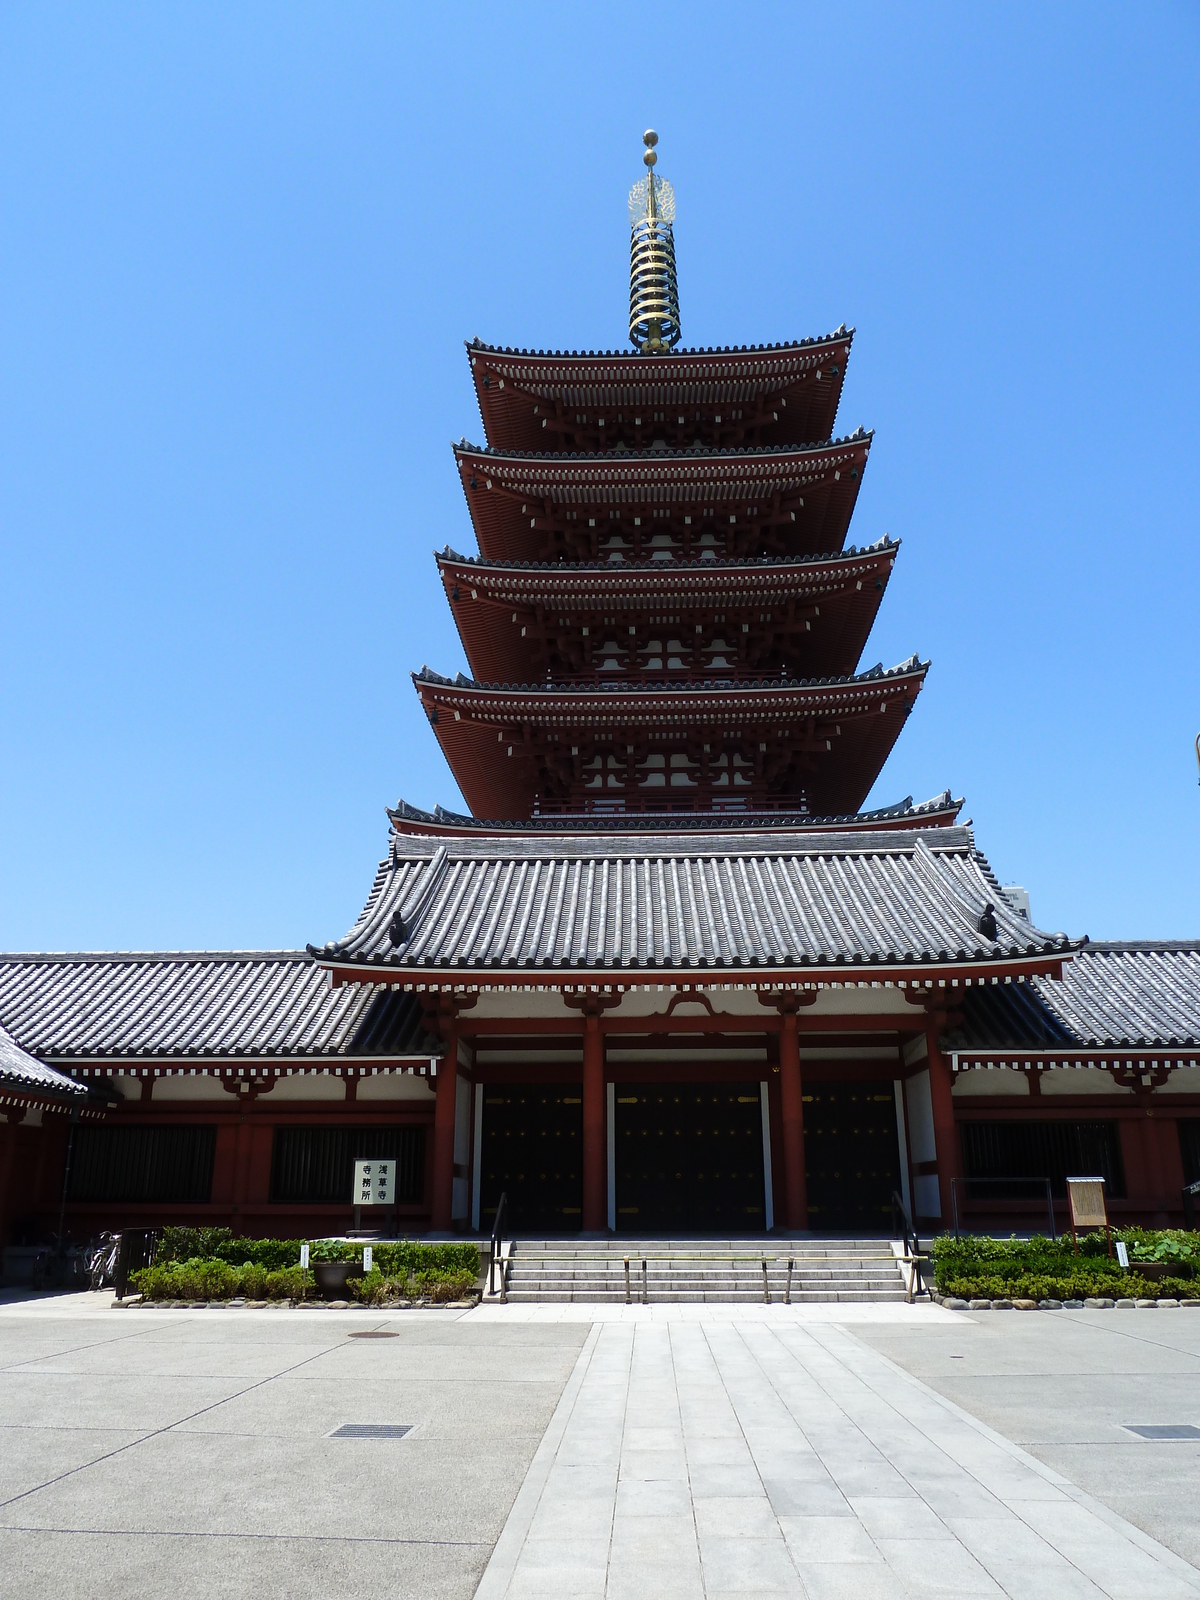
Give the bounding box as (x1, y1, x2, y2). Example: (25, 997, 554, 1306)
(353, 1159, 395, 1207)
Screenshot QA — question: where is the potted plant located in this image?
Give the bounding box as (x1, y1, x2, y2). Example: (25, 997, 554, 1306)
(313, 1259, 363, 1299)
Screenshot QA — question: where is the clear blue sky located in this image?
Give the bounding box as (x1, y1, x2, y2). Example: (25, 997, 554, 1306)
(2, 5, 1198, 952)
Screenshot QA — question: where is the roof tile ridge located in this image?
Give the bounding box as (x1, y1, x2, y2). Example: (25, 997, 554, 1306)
(412, 655, 928, 695)
(0, 948, 311, 963)
(452, 428, 874, 462)
(465, 328, 855, 359)
(434, 537, 898, 576)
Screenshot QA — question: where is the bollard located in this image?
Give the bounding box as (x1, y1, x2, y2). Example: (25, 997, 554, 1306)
(641, 1258, 648, 1305)
(624, 1256, 631, 1305)
(762, 1258, 770, 1304)
(785, 1258, 794, 1306)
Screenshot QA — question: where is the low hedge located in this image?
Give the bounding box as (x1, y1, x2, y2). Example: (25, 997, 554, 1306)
(132, 1259, 306, 1301)
(131, 1257, 480, 1304)
(154, 1228, 479, 1279)
(933, 1230, 1200, 1302)
(351, 1267, 478, 1305)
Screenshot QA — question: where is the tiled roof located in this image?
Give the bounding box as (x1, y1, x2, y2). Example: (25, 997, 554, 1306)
(454, 429, 872, 464)
(947, 943, 1200, 1051)
(466, 332, 853, 360)
(412, 655, 925, 696)
(386, 790, 964, 838)
(0, 952, 443, 1062)
(312, 827, 1075, 977)
(435, 537, 897, 573)
(0, 1022, 90, 1102)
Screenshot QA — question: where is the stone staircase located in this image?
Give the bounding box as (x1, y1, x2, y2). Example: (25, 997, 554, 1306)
(492, 1239, 911, 1304)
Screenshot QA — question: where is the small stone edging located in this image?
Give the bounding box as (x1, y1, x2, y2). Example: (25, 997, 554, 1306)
(111, 1294, 481, 1311)
(930, 1291, 1200, 1312)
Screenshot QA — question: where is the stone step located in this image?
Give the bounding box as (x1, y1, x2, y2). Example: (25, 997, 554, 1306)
(493, 1236, 910, 1304)
(503, 1288, 909, 1304)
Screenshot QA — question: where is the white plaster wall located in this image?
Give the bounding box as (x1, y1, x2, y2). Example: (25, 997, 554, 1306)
(1040, 1069, 1130, 1096)
(1159, 1067, 1200, 1094)
(356, 1074, 435, 1102)
(903, 1034, 928, 1067)
(269, 1075, 346, 1102)
(912, 1174, 939, 1218)
(905, 1071, 936, 1162)
(952, 1069, 1029, 1098)
(467, 982, 923, 1022)
(151, 1076, 230, 1103)
(905, 1068, 939, 1220)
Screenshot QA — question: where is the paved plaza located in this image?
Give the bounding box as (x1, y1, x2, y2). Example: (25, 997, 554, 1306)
(2, 1294, 1199, 1598)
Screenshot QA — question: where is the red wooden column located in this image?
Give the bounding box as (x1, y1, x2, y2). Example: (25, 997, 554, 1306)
(758, 991, 813, 1230)
(926, 1016, 962, 1226)
(430, 1014, 460, 1234)
(778, 1009, 809, 1230)
(582, 1008, 606, 1232)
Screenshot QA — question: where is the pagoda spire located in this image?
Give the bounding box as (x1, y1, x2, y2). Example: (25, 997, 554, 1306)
(629, 130, 680, 353)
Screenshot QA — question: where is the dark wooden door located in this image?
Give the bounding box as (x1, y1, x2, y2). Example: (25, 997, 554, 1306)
(803, 1080, 900, 1231)
(479, 1084, 582, 1235)
(614, 1082, 766, 1233)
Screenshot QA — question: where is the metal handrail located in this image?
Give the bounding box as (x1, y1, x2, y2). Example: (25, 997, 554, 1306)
(891, 1190, 924, 1302)
(950, 1176, 1056, 1242)
(1183, 1178, 1200, 1232)
(488, 1192, 510, 1297)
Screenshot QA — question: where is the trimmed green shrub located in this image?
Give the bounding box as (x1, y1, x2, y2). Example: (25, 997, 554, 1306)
(131, 1259, 307, 1301)
(153, 1231, 480, 1280)
(349, 1266, 477, 1306)
(932, 1231, 1200, 1301)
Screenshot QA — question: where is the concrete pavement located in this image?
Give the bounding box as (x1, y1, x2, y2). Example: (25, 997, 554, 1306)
(3, 1294, 1200, 1597)
(0, 1294, 586, 1599)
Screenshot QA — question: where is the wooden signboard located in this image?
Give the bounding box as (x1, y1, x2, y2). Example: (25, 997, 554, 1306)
(1066, 1176, 1112, 1255)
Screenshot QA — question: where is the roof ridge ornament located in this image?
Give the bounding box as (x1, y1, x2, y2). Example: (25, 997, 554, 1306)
(629, 130, 680, 354)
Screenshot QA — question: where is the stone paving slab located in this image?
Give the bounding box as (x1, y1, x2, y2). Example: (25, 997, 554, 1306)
(854, 1308, 1200, 1572)
(475, 1319, 1200, 1600)
(470, 1301, 964, 1325)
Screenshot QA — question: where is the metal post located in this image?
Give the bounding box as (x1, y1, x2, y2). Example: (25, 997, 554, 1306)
(951, 1177, 961, 1241)
(785, 1258, 793, 1305)
(624, 1256, 631, 1305)
(641, 1257, 647, 1305)
(1045, 1179, 1057, 1241)
(761, 1258, 770, 1304)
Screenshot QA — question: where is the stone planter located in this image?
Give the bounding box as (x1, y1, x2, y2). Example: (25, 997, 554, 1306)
(1131, 1261, 1193, 1283)
(312, 1261, 362, 1300)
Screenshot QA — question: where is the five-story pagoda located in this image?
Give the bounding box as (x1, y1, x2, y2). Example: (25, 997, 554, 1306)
(411, 131, 938, 833)
(310, 132, 1068, 1247)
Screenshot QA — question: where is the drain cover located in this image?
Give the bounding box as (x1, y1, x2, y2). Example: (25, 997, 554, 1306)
(1122, 1424, 1200, 1441)
(348, 1331, 399, 1339)
(331, 1423, 413, 1439)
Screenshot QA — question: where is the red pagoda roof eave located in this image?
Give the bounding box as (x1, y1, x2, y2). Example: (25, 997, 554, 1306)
(453, 432, 873, 473)
(413, 658, 927, 709)
(320, 954, 1069, 992)
(434, 539, 897, 587)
